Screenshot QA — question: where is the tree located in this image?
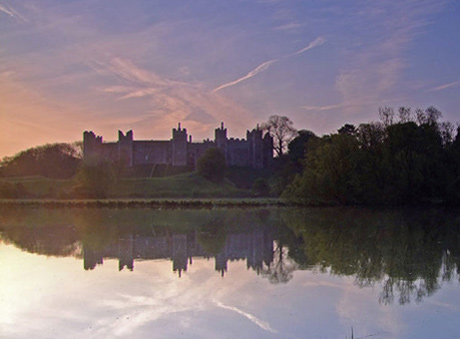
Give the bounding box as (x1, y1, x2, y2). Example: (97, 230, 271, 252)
(196, 148, 226, 182)
(337, 124, 357, 136)
(0, 142, 82, 179)
(287, 129, 317, 172)
(73, 159, 116, 198)
(379, 106, 395, 127)
(283, 133, 360, 204)
(262, 115, 297, 157)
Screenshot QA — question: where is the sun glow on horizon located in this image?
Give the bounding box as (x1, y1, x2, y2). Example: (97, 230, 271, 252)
(1, 0, 459, 158)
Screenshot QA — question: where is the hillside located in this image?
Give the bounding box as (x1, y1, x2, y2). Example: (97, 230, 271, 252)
(0, 172, 250, 199)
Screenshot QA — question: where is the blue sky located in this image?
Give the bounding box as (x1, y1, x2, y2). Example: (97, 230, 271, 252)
(1, 0, 459, 157)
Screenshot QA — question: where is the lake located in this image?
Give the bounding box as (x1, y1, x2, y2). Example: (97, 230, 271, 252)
(1, 206, 460, 338)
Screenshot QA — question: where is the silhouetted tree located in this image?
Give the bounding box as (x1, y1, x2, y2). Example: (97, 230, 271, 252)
(287, 129, 317, 173)
(337, 124, 357, 135)
(379, 106, 395, 127)
(283, 105, 456, 205)
(262, 115, 297, 157)
(0, 142, 82, 179)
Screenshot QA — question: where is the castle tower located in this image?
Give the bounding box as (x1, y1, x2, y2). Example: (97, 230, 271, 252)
(83, 131, 103, 160)
(263, 132, 274, 168)
(247, 126, 264, 169)
(118, 233, 134, 271)
(172, 123, 188, 166)
(215, 122, 228, 158)
(118, 130, 133, 167)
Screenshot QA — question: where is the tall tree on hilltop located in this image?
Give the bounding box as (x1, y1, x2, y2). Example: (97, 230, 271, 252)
(262, 115, 297, 157)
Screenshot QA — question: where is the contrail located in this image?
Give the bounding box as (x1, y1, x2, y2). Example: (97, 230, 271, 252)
(215, 300, 277, 333)
(428, 80, 460, 92)
(288, 37, 326, 57)
(213, 59, 278, 92)
(213, 36, 326, 93)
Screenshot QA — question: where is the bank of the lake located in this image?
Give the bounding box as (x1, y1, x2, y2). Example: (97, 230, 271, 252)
(0, 197, 288, 209)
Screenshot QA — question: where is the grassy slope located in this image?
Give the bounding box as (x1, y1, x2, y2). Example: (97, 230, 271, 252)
(0, 173, 249, 199)
(114, 173, 246, 198)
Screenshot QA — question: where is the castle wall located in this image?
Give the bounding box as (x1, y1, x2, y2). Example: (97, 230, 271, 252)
(187, 142, 214, 168)
(101, 143, 118, 161)
(83, 122, 273, 171)
(227, 139, 249, 167)
(133, 141, 170, 165)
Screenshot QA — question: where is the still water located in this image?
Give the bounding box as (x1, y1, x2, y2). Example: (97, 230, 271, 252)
(1, 207, 460, 338)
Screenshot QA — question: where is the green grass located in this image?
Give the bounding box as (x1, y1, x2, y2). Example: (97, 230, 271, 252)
(0, 176, 74, 198)
(0, 172, 252, 199)
(113, 172, 248, 198)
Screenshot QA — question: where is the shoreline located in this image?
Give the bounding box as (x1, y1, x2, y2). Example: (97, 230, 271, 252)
(0, 198, 290, 209)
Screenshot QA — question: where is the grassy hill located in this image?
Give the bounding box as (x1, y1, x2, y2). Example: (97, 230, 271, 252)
(0, 172, 250, 199)
(113, 173, 247, 198)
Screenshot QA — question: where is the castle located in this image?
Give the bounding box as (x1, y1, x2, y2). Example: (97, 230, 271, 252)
(83, 123, 273, 170)
(84, 228, 275, 277)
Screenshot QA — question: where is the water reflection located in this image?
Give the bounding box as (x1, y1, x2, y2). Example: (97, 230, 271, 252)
(83, 228, 275, 278)
(1, 207, 459, 305)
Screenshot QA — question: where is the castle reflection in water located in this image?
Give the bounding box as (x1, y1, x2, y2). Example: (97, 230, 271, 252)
(83, 229, 275, 277)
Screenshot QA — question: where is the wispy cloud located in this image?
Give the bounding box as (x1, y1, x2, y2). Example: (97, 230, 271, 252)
(333, 1, 446, 115)
(302, 99, 390, 113)
(427, 81, 460, 92)
(213, 37, 326, 92)
(274, 22, 303, 32)
(0, 3, 26, 22)
(89, 56, 257, 137)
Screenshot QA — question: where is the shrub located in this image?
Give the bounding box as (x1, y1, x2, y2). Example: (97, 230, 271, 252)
(196, 148, 227, 182)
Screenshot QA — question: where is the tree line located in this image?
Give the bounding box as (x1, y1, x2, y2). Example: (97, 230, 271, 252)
(2, 105, 459, 204)
(281, 106, 460, 205)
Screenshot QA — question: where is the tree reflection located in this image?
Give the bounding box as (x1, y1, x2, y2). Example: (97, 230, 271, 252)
(281, 207, 460, 304)
(1, 206, 460, 304)
(261, 241, 297, 284)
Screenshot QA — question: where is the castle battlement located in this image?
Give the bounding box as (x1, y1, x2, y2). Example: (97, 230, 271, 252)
(83, 122, 273, 170)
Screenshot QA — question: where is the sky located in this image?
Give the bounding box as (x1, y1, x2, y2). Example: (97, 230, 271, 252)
(1, 0, 459, 158)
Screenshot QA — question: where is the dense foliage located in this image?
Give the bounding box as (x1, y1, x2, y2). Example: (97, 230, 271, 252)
(0, 143, 82, 179)
(73, 159, 116, 198)
(196, 147, 227, 182)
(283, 106, 460, 205)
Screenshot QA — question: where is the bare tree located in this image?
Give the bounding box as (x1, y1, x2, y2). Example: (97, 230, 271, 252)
(378, 106, 395, 127)
(262, 115, 297, 157)
(425, 106, 442, 125)
(415, 106, 442, 125)
(398, 106, 412, 123)
(261, 241, 297, 284)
